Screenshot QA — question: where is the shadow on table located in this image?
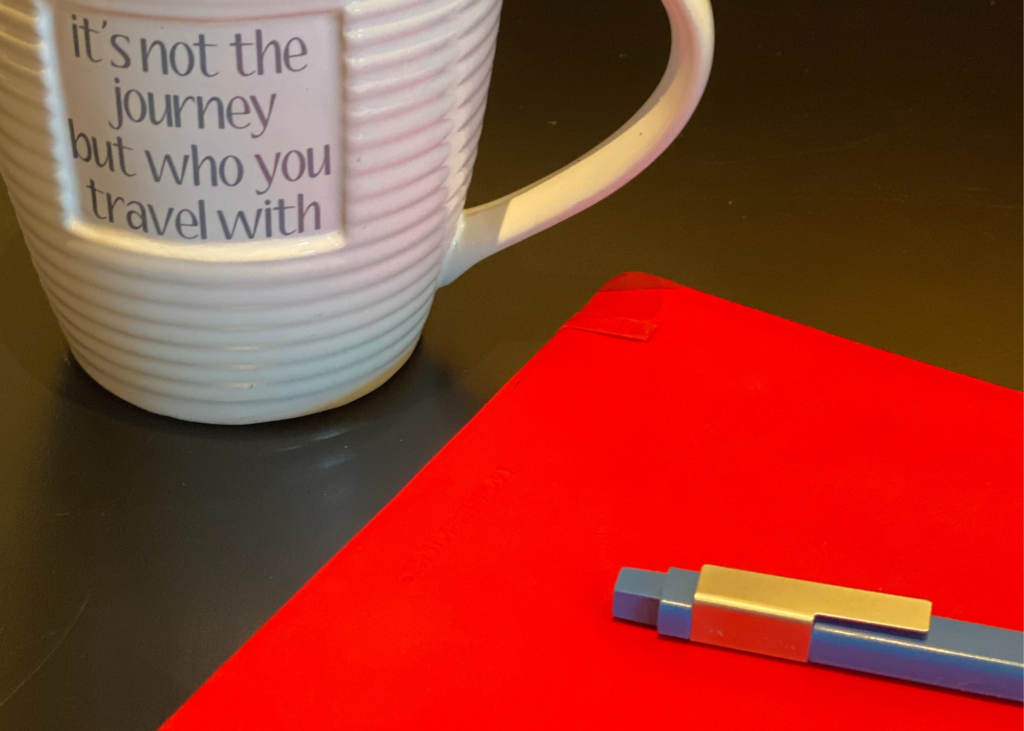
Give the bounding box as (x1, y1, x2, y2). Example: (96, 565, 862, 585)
(0, 257, 483, 731)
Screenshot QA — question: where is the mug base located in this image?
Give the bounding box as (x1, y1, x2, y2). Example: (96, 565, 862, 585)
(69, 340, 420, 425)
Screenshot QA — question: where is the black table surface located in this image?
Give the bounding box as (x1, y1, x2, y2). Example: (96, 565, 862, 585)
(0, 1, 1020, 728)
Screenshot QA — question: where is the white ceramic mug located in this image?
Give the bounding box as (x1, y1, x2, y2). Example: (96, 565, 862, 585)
(0, 0, 713, 424)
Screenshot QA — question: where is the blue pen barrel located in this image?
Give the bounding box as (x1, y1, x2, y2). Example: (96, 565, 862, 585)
(810, 616, 1024, 702)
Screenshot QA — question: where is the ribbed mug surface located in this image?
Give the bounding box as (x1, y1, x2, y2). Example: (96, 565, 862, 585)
(0, 0, 500, 423)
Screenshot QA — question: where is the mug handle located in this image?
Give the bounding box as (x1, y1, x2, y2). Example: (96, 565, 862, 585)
(439, 0, 715, 285)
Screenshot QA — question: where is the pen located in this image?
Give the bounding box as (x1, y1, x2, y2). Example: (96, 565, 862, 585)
(613, 565, 1023, 701)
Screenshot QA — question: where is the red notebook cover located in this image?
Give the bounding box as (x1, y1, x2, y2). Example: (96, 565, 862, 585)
(163, 273, 1023, 730)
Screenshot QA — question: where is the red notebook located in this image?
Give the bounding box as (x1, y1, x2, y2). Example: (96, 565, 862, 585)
(163, 273, 1022, 730)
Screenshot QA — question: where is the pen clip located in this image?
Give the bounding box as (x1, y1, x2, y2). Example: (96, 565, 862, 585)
(690, 565, 932, 662)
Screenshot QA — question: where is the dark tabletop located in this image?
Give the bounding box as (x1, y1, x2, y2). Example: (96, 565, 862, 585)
(0, 1, 1020, 728)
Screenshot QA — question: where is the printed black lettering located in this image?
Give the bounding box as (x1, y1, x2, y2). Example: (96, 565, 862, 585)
(68, 118, 92, 162)
(255, 29, 281, 75)
(196, 96, 225, 130)
(145, 150, 189, 185)
(225, 96, 251, 130)
(217, 208, 263, 239)
(110, 34, 131, 69)
(169, 42, 195, 76)
(193, 35, 218, 77)
(254, 152, 279, 195)
(85, 179, 105, 219)
(231, 33, 254, 77)
(249, 94, 276, 138)
(175, 208, 199, 239)
(140, 38, 168, 74)
(298, 194, 320, 232)
(125, 200, 147, 232)
(283, 37, 308, 72)
(147, 204, 175, 235)
(105, 192, 125, 222)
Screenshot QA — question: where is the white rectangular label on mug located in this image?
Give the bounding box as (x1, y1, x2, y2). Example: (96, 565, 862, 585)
(55, 9, 342, 243)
